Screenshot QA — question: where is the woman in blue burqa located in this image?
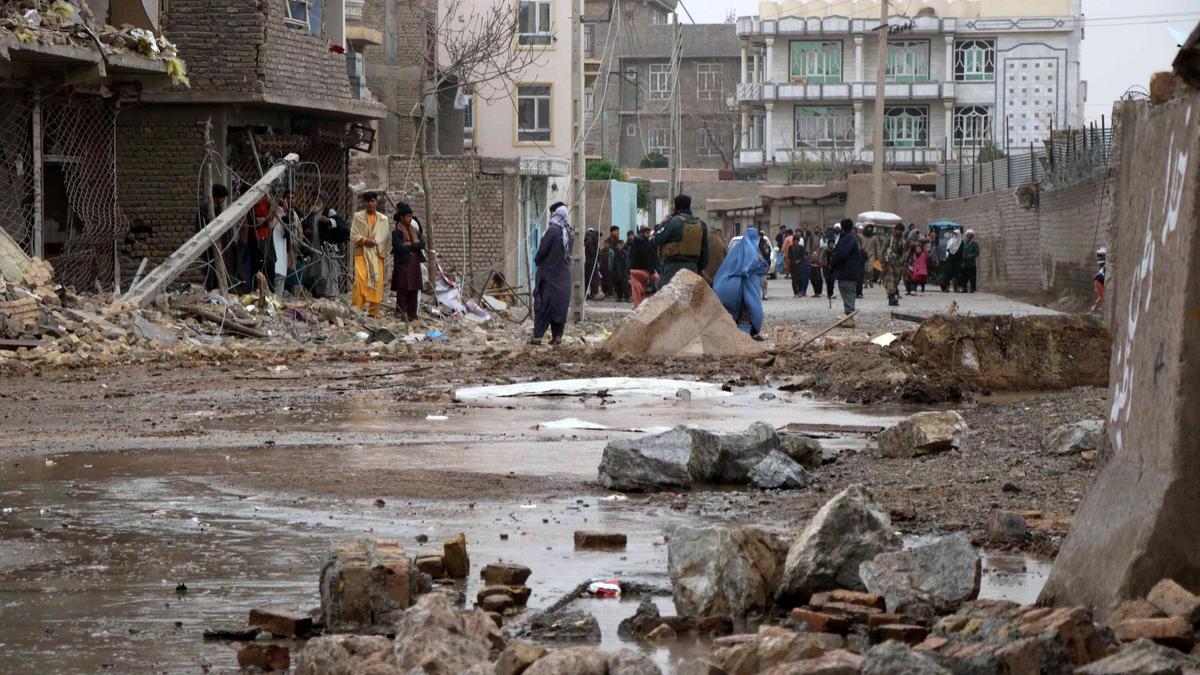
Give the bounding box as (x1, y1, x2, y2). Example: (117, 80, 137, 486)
(530, 202, 574, 345)
(713, 227, 769, 341)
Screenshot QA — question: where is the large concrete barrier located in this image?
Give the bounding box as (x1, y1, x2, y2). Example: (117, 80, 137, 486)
(1039, 92, 1200, 614)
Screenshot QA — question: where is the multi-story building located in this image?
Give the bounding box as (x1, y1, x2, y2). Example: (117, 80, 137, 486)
(584, 0, 743, 171)
(735, 0, 1085, 181)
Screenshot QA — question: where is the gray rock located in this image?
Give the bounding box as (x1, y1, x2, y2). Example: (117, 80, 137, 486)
(606, 648, 664, 675)
(779, 432, 823, 469)
(391, 594, 500, 673)
(877, 411, 968, 458)
(714, 422, 781, 483)
(860, 533, 982, 618)
(748, 450, 813, 490)
(1077, 639, 1199, 675)
(668, 525, 788, 628)
(1043, 419, 1104, 455)
(862, 641, 953, 674)
(617, 596, 662, 639)
(523, 646, 661, 675)
(528, 609, 602, 642)
(777, 484, 900, 602)
(598, 426, 721, 491)
(133, 314, 177, 346)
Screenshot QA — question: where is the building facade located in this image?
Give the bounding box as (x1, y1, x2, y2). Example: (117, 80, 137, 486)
(583, 0, 743, 171)
(736, 0, 1085, 180)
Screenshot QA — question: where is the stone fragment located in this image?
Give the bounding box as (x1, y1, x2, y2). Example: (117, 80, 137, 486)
(779, 432, 823, 469)
(810, 589, 887, 611)
(521, 647, 606, 675)
(876, 411, 968, 458)
(862, 641, 951, 674)
(494, 642, 547, 675)
(443, 532, 469, 578)
(1106, 599, 1167, 628)
(605, 268, 762, 358)
(132, 314, 178, 346)
(574, 531, 627, 549)
(987, 511, 1028, 541)
(860, 533, 982, 618)
(791, 608, 850, 635)
(667, 525, 788, 627)
(1147, 579, 1200, 624)
(320, 539, 421, 633)
(248, 607, 313, 638)
(749, 450, 813, 490)
(871, 623, 930, 645)
(866, 613, 905, 628)
(391, 593, 500, 673)
(202, 625, 260, 641)
(1078, 638, 1200, 675)
(698, 614, 734, 636)
(238, 644, 290, 672)
(777, 484, 900, 602)
(715, 422, 782, 483)
(1043, 419, 1105, 455)
(481, 562, 532, 586)
(1113, 617, 1195, 650)
(647, 623, 677, 642)
(528, 609, 602, 642)
(479, 593, 514, 613)
(475, 585, 530, 607)
(708, 625, 831, 675)
(294, 635, 392, 675)
(414, 554, 445, 579)
(759, 649, 864, 675)
(604, 648, 663, 675)
(598, 426, 720, 491)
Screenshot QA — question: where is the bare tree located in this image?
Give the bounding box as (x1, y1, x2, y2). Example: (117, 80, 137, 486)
(411, 0, 545, 288)
(683, 69, 742, 171)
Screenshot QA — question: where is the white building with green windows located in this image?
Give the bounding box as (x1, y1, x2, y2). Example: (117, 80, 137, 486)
(734, 0, 1085, 178)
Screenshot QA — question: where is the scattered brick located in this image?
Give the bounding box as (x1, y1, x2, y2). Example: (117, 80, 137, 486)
(237, 644, 289, 672)
(872, 623, 929, 645)
(1114, 617, 1195, 650)
(1147, 579, 1200, 625)
(792, 608, 851, 635)
(247, 607, 312, 638)
(573, 531, 628, 549)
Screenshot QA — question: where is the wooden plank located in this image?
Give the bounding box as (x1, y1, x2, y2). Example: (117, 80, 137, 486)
(780, 422, 884, 435)
(0, 338, 47, 350)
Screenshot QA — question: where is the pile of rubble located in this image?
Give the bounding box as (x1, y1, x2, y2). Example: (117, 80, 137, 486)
(0, 258, 536, 371)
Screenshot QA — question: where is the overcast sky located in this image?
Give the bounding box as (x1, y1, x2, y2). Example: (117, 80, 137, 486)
(682, 0, 1200, 122)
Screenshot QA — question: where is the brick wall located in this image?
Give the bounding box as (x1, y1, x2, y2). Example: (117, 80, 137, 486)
(164, 0, 355, 103)
(930, 172, 1113, 299)
(351, 155, 511, 283)
(359, 0, 432, 155)
(116, 115, 208, 279)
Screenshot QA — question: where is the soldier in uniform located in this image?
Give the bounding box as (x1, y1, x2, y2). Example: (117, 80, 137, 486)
(652, 194, 709, 287)
(882, 223, 907, 307)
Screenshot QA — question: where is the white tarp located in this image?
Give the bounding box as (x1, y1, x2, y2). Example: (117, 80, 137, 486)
(455, 377, 732, 402)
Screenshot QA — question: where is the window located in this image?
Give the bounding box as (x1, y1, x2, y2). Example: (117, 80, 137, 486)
(517, 84, 552, 142)
(584, 91, 594, 114)
(884, 106, 928, 147)
(652, 10, 669, 24)
(286, 0, 321, 35)
(463, 93, 475, 141)
(954, 39, 995, 81)
(886, 41, 930, 82)
(794, 106, 854, 148)
(696, 63, 722, 100)
(789, 41, 842, 83)
(649, 127, 671, 156)
(518, 0, 553, 47)
(626, 124, 636, 137)
(583, 24, 595, 59)
(954, 106, 991, 147)
(697, 128, 721, 156)
(649, 63, 672, 101)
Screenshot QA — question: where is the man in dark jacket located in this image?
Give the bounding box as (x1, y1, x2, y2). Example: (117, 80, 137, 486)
(829, 218, 861, 319)
(788, 234, 808, 297)
(629, 225, 659, 308)
(652, 194, 709, 286)
(960, 230, 980, 292)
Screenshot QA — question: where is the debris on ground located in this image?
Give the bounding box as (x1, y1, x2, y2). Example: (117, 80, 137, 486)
(667, 525, 788, 629)
(860, 533, 983, 619)
(605, 269, 762, 358)
(876, 411, 969, 458)
(1042, 419, 1104, 456)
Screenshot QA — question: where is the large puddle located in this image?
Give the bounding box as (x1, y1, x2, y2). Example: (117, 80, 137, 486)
(0, 382, 1050, 673)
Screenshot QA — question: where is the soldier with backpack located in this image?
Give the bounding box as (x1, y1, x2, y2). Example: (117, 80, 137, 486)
(652, 194, 710, 287)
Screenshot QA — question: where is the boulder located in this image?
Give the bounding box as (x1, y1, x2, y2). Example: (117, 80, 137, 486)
(876, 411, 968, 458)
(779, 432, 823, 469)
(391, 593, 500, 674)
(598, 426, 721, 491)
(524, 647, 661, 675)
(294, 635, 393, 675)
(668, 525, 789, 627)
(481, 563, 532, 586)
(759, 649, 864, 674)
(605, 268, 762, 358)
(706, 625, 838, 675)
(1043, 420, 1104, 455)
(528, 609, 602, 642)
(618, 596, 663, 639)
(749, 450, 813, 490)
(862, 641, 952, 674)
(860, 533, 981, 618)
(319, 539, 424, 633)
(1077, 638, 1199, 675)
(777, 485, 900, 603)
(715, 422, 781, 483)
(443, 533, 469, 578)
(494, 642, 547, 675)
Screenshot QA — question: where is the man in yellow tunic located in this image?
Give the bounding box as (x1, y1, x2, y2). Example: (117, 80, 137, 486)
(351, 192, 391, 317)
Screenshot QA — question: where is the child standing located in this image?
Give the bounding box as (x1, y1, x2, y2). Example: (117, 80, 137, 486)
(910, 243, 930, 295)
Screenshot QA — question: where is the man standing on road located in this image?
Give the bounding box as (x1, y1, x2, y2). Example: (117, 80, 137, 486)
(788, 233, 808, 297)
(629, 225, 659, 308)
(652, 195, 709, 287)
(882, 223, 907, 307)
(830, 218, 861, 321)
(351, 192, 391, 317)
(960, 230, 980, 293)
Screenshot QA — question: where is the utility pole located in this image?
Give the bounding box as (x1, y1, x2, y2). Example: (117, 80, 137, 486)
(570, 0, 586, 321)
(668, 12, 681, 198)
(872, 0, 888, 210)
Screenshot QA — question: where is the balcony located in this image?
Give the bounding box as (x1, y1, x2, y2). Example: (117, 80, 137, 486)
(736, 146, 945, 169)
(738, 81, 954, 104)
(737, 14, 943, 37)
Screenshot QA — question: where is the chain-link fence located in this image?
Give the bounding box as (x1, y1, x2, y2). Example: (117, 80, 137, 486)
(0, 88, 128, 290)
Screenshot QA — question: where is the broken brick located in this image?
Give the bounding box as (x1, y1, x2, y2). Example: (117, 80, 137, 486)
(866, 613, 905, 628)
(871, 623, 929, 645)
(810, 589, 886, 611)
(1114, 617, 1195, 650)
(237, 644, 289, 672)
(481, 563, 532, 586)
(792, 608, 851, 635)
(573, 531, 627, 549)
(1147, 579, 1200, 625)
(247, 607, 312, 638)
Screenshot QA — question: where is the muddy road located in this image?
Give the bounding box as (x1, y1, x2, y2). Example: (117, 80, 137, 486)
(0, 359, 1104, 673)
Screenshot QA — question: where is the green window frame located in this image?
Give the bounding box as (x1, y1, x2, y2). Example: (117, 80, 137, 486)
(883, 106, 929, 148)
(794, 106, 855, 149)
(954, 39, 995, 82)
(886, 41, 930, 83)
(789, 41, 842, 83)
